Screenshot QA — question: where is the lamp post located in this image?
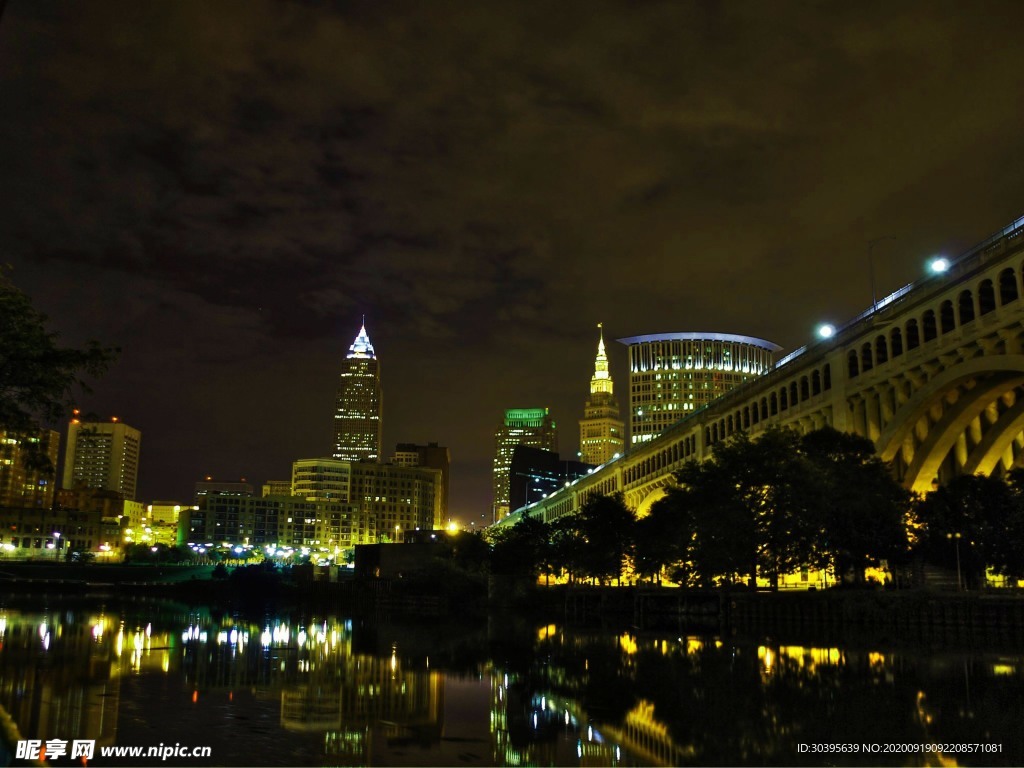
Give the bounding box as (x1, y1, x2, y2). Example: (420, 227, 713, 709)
(947, 532, 963, 591)
(53, 531, 61, 562)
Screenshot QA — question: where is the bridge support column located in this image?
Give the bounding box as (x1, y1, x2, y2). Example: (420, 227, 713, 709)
(851, 396, 867, 438)
(954, 432, 968, 467)
(865, 391, 881, 442)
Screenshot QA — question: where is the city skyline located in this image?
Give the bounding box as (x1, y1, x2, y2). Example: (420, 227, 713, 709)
(4, 2, 1024, 522)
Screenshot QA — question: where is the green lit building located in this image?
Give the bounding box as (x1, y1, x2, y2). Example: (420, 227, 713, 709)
(492, 408, 558, 522)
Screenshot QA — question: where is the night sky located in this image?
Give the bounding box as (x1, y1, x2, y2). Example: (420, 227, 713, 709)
(4, 1, 1024, 524)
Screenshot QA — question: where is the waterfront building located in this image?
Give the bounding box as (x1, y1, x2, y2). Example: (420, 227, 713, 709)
(262, 479, 292, 497)
(194, 479, 253, 507)
(493, 408, 558, 522)
(333, 322, 382, 462)
(578, 324, 625, 465)
(390, 442, 450, 523)
(0, 428, 59, 508)
(0, 506, 110, 556)
(618, 332, 779, 446)
(509, 445, 593, 512)
(293, 457, 442, 539)
(185, 493, 363, 552)
(62, 416, 141, 500)
(55, 486, 139, 555)
(186, 458, 442, 556)
(123, 501, 190, 547)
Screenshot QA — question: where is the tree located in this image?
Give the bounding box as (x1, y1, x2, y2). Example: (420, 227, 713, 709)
(576, 492, 635, 585)
(997, 469, 1024, 580)
(687, 428, 820, 589)
(0, 271, 116, 471)
(634, 488, 691, 584)
(801, 428, 910, 584)
(488, 512, 549, 579)
(915, 474, 1016, 589)
(672, 455, 757, 587)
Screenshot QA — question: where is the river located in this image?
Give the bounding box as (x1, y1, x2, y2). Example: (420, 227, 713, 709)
(0, 594, 1020, 766)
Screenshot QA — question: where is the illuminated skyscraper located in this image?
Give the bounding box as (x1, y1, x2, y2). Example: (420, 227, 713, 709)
(62, 417, 141, 500)
(0, 428, 59, 508)
(333, 322, 382, 462)
(618, 332, 779, 446)
(492, 408, 557, 522)
(578, 323, 624, 465)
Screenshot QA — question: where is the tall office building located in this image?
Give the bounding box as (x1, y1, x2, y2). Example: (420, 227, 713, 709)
(62, 417, 141, 500)
(391, 442, 451, 524)
(333, 322, 382, 462)
(578, 323, 625, 466)
(509, 445, 593, 512)
(618, 332, 780, 446)
(0, 429, 60, 509)
(492, 408, 558, 522)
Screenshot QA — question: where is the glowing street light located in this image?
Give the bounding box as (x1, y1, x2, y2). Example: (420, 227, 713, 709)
(929, 257, 950, 274)
(816, 323, 836, 339)
(946, 532, 963, 590)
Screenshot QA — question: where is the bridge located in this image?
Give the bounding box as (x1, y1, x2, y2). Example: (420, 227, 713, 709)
(499, 214, 1024, 527)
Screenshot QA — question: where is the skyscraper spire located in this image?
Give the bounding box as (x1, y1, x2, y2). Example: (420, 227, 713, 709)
(334, 320, 382, 461)
(590, 322, 612, 395)
(579, 323, 624, 465)
(347, 321, 376, 360)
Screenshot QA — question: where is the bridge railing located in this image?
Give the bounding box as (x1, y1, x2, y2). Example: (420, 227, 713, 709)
(776, 215, 1024, 370)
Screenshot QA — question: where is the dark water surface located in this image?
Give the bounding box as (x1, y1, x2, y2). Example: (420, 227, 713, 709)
(0, 594, 1021, 766)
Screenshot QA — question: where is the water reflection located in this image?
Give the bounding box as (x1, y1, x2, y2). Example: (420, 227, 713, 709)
(0, 597, 1019, 766)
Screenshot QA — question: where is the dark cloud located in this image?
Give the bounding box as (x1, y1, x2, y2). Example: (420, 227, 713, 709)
(3, 0, 1024, 517)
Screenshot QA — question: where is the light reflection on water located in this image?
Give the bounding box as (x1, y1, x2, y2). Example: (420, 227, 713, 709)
(0, 598, 1020, 766)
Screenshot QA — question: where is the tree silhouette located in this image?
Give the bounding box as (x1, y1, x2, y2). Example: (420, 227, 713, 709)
(0, 271, 116, 472)
(801, 428, 910, 584)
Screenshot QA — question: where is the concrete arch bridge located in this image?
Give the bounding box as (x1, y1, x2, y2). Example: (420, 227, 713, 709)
(499, 215, 1024, 527)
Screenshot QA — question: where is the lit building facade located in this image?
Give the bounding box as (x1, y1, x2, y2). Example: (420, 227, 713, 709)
(194, 480, 253, 506)
(262, 480, 292, 497)
(492, 408, 558, 522)
(578, 324, 624, 465)
(62, 417, 141, 500)
(618, 332, 779, 446)
(186, 493, 366, 553)
(333, 323, 382, 462)
(293, 458, 442, 538)
(509, 445, 593, 512)
(0, 429, 60, 509)
(390, 442, 450, 523)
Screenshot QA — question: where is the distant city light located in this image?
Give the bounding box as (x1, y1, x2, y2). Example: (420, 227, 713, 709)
(816, 323, 836, 339)
(929, 257, 950, 274)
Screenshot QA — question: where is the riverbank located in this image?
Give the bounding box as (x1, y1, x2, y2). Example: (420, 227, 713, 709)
(3, 562, 1024, 644)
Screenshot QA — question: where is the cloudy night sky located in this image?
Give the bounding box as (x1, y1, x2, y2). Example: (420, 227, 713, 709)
(3, 1, 1024, 523)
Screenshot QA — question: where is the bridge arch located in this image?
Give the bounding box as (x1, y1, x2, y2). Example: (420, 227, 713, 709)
(875, 354, 1024, 489)
(877, 355, 1024, 460)
(961, 395, 1024, 477)
(634, 485, 670, 518)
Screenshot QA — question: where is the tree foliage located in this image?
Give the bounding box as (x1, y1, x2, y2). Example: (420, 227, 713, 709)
(488, 427, 1024, 591)
(0, 271, 117, 471)
(800, 428, 910, 583)
(576, 492, 635, 584)
(597, 427, 909, 588)
(914, 472, 1024, 586)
